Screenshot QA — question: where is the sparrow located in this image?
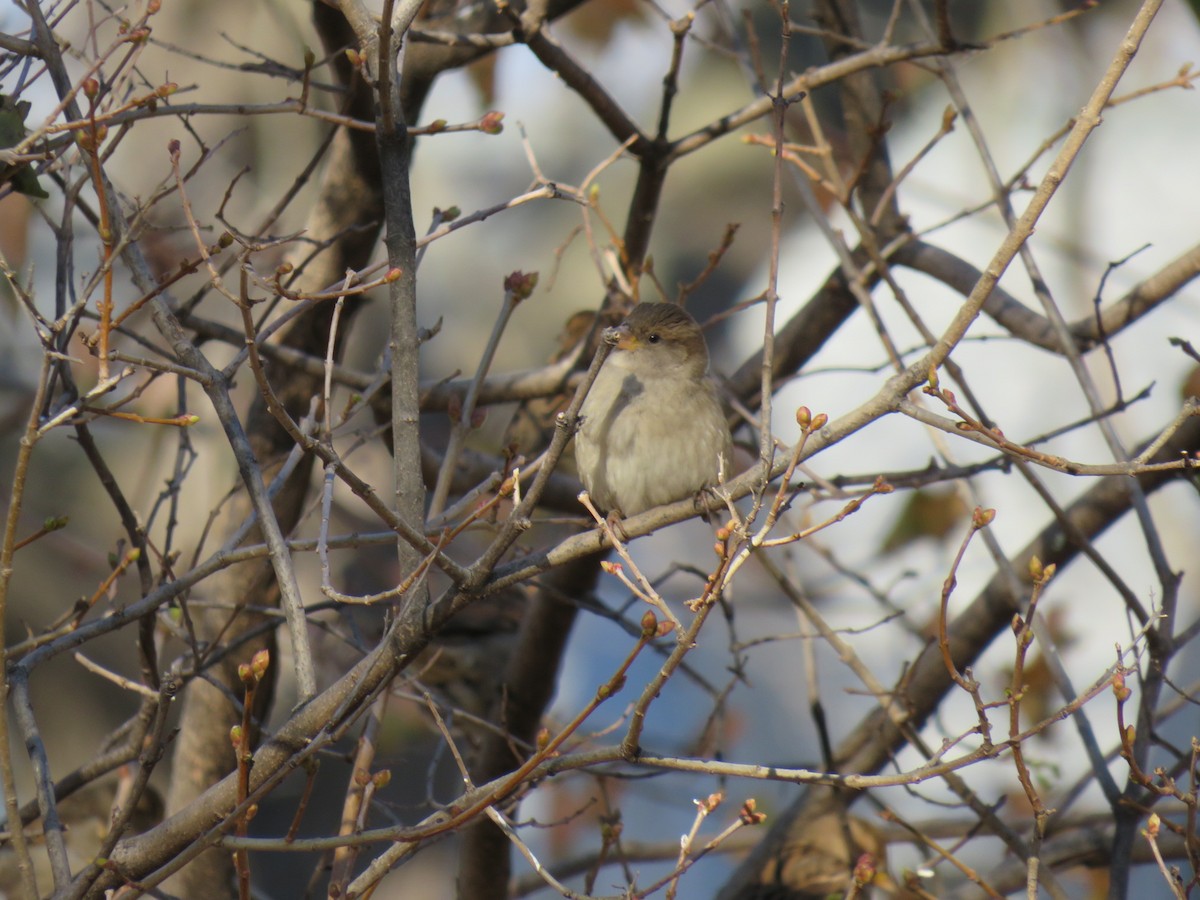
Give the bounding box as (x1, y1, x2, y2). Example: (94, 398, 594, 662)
(575, 302, 733, 518)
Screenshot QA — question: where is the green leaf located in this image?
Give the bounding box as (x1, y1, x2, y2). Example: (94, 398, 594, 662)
(0, 93, 49, 199)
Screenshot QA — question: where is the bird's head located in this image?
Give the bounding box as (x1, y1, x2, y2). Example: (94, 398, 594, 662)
(602, 303, 710, 380)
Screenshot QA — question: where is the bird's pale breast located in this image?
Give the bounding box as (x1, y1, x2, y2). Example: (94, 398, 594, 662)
(577, 366, 731, 516)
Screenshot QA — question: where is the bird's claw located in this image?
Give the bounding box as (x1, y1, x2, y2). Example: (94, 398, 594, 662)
(693, 484, 724, 522)
(606, 509, 632, 543)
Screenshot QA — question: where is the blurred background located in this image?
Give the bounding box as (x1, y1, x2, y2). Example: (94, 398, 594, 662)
(1, 1, 1199, 897)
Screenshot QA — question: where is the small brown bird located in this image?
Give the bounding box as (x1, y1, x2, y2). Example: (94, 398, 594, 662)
(576, 303, 733, 518)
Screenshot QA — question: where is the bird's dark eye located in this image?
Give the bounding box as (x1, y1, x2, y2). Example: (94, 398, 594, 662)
(647, 333, 660, 344)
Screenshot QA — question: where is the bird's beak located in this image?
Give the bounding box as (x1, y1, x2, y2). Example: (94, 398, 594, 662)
(603, 323, 637, 350)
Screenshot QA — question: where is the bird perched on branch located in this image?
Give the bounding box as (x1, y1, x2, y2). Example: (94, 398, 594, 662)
(576, 302, 733, 519)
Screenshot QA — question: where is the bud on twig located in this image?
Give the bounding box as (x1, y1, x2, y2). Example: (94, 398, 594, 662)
(972, 507, 996, 528)
(503, 270, 539, 303)
(697, 792, 723, 813)
(853, 853, 877, 886)
(1028, 556, 1044, 581)
(641, 610, 658, 636)
(1113, 671, 1131, 702)
(479, 111, 504, 134)
(738, 798, 766, 826)
(251, 649, 270, 680)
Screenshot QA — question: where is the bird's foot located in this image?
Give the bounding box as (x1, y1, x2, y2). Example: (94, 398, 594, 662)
(605, 509, 632, 544)
(692, 484, 724, 522)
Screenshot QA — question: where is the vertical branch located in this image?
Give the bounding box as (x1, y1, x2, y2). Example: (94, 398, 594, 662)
(80, 79, 114, 382)
(0, 355, 53, 899)
(372, 1, 428, 585)
(757, 4, 792, 493)
(1008, 560, 1054, 898)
